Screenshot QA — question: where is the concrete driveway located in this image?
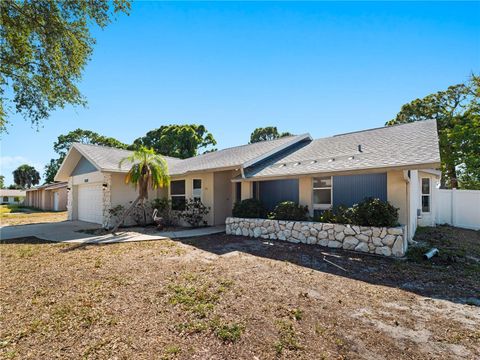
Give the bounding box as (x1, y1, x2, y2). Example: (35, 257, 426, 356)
(0, 220, 168, 243)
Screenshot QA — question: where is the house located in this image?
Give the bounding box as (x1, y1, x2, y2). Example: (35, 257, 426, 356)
(24, 182, 68, 211)
(0, 189, 26, 205)
(54, 120, 441, 241)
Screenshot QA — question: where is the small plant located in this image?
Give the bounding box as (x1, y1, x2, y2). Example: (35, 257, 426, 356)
(274, 319, 302, 355)
(214, 323, 244, 342)
(269, 201, 309, 221)
(232, 198, 267, 218)
(180, 198, 210, 227)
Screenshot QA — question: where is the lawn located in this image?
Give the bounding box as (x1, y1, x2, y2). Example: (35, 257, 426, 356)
(0, 226, 478, 359)
(0, 205, 67, 226)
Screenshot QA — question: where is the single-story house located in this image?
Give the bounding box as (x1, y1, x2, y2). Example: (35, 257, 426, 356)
(0, 189, 26, 205)
(55, 120, 441, 240)
(24, 182, 68, 211)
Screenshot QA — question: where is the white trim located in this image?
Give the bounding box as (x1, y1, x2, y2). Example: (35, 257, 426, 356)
(421, 177, 431, 213)
(312, 176, 332, 210)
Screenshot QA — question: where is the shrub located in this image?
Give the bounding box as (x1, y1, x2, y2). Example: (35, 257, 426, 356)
(313, 198, 398, 227)
(232, 198, 267, 218)
(269, 201, 309, 221)
(151, 198, 177, 226)
(351, 197, 399, 227)
(108, 205, 125, 227)
(180, 198, 210, 227)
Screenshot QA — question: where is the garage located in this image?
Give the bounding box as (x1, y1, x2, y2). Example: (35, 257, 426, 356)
(77, 183, 103, 224)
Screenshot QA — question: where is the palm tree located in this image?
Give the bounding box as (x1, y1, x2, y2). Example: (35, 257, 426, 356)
(111, 147, 170, 233)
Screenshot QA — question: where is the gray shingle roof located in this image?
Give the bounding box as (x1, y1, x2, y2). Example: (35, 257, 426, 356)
(73, 143, 185, 172)
(243, 120, 440, 179)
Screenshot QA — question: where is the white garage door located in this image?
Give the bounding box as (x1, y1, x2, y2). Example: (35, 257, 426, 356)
(78, 183, 103, 224)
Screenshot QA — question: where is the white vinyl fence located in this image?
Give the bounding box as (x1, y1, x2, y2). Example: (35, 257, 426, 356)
(435, 189, 480, 230)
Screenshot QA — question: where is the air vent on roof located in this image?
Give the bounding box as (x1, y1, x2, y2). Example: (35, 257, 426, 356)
(349, 156, 355, 160)
(328, 158, 335, 162)
(310, 160, 317, 164)
(293, 162, 301, 166)
(358, 144, 363, 153)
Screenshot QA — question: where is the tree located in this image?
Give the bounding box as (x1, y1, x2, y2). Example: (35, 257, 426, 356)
(13, 164, 40, 188)
(131, 124, 217, 159)
(0, 0, 130, 132)
(0, 175, 4, 188)
(387, 75, 480, 189)
(249, 127, 293, 143)
(44, 128, 128, 183)
(111, 147, 170, 233)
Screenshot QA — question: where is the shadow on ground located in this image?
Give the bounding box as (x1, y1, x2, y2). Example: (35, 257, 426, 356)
(176, 231, 480, 305)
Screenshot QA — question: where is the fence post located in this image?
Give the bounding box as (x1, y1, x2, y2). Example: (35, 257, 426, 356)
(451, 188, 456, 227)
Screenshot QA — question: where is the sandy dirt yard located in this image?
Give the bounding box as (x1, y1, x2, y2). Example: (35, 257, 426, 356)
(1, 226, 479, 359)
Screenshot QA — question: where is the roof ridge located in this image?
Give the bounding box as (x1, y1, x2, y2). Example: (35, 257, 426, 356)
(331, 119, 435, 138)
(73, 142, 183, 161)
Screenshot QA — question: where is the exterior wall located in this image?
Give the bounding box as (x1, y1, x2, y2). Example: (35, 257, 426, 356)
(298, 176, 312, 216)
(213, 170, 236, 225)
(170, 172, 215, 225)
(71, 157, 97, 176)
(387, 170, 408, 226)
(1, 196, 25, 205)
(259, 179, 299, 210)
(52, 187, 68, 211)
(226, 217, 406, 257)
(241, 181, 252, 200)
(333, 173, 387, 207)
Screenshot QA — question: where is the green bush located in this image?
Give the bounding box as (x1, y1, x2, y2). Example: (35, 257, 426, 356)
(352, 197, 399, 227)
(232, 198, 267, 218)
(269, 201, 309, 221)
(314, 198, 398, 227)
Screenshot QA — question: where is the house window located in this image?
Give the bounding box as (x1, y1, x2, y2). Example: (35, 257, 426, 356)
(2, 196, 8, 203)
(14, 197, 19, 202)
(171, 180, 186, 211)
(235, 182, 242, 202)
(252, 182, 259, 199)
(193, 179, 202, 201)
(313, 176, 332, 209)
(421, 178, 431, 213)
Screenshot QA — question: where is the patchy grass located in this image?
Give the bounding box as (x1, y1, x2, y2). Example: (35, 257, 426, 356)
(1, 227, 479, 359)
(0, 209, 67, 226)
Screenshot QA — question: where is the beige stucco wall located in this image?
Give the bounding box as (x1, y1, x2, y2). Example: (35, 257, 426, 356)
(387, 170, 408, 226)
(241, 181, 252, 200)
(170, 173, 215, 225)
(213, 170, 237, 225)
(299, 176, 313, 216)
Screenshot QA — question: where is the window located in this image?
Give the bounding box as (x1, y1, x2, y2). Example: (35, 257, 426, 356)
(14, 197, 19, 202)
(313, 176, 332, 209)
(235, 183, 242, 202)
(421, 178, 430, 213)
(171, 180, 186, 211)
(252, 182, 259, 199)
(193, 179, 202, 201)
(2, 196, 8, 202)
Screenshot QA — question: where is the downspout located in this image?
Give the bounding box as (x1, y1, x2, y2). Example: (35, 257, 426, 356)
(403, 170, 411, 246)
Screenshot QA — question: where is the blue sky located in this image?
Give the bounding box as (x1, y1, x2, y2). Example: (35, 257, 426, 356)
(1, 1, 479, 185)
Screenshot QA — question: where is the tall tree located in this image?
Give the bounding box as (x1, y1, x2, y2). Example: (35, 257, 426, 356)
(387, 75, 479, 189)
(13, 164, 40, 188)
(111, 147, 170, 233)
(0, 175, 4, 188)
(0, 0, 130, 132)
(44, 129, 128, 183)
(131, 124, 217, 159)
(249, 127, 293, 143)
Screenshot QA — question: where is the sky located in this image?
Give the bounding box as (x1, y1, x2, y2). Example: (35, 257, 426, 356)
(1, 1, 479, 186)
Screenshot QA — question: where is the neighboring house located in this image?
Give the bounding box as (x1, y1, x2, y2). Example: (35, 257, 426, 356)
(24, 182, 68, 211)
(0, 189, 26, 205)
(55, 120, 441, 240)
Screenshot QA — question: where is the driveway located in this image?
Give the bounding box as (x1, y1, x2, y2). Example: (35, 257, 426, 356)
(0, 221, 225, 243)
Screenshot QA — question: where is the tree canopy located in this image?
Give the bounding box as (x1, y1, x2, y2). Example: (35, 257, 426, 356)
(0, 175, 4, 188)
(13, 164, 40, 188)
(387, 75, 480, 189)
(131, 124, 217, 159)
(249, 127, 293, 143)
(44, 128, 128, 183)
(0, 0, 130, 132)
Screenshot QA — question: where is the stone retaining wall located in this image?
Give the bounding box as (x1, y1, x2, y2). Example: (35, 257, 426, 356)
(225, 217, 406, 257)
